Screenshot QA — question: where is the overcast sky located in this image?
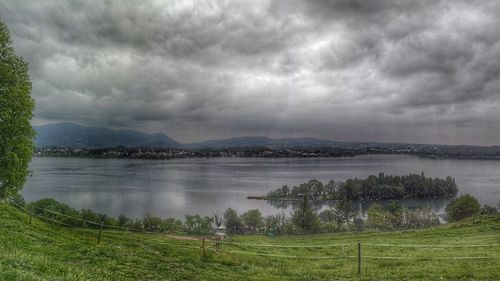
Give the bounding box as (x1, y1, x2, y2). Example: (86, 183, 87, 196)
(1, 0, 500, 145)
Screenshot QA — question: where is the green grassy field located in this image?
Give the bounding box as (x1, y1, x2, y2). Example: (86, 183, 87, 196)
(0, 203, 499, 281)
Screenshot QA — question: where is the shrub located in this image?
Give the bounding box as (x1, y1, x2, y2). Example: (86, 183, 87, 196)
(117, 214, 131, 227)
(353, 217, 364, 231)
(223, 208, 243, 234)
(29, 198, 82, 226)
(366, 203, 393, 230)
(480, 205, 498, 214)
(184, 214, 213, 235)
(265, 212, 288, 235)
(319, 209, 336, 223)
(11, 193, 26, 208)
(291, 196, 320, 234)
(445, 195, 481, 222)
(242, 209, 264, 231)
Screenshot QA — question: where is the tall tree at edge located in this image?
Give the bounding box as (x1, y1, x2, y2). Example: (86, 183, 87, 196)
(0, 20, 35, 198)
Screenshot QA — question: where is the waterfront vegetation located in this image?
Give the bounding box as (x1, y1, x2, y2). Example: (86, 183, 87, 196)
(257, 173, 458, 201)
(33, 143, 500, 160)
(10, 191, 497, 237)
(1, 202, 499, 281)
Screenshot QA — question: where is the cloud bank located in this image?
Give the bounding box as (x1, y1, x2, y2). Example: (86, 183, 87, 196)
(1, 0, 500, 145)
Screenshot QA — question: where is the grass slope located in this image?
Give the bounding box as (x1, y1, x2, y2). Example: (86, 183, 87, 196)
(0, 203, 499, 281)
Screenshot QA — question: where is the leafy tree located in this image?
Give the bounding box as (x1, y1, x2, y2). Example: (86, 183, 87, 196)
(29, 198, 81, 226)
(80, 208, 101, 227)
(265, 211, 288, 235)
(143, 212, 163, 232)
(406, 208, 439, 229)
(223, 208, 243, 234)
(117, 214, 131, 227)
(184, 214, 213, 235)
(291, 196, 320, 234)
(480, 205, 498, 215)
(265, 173, 457, 201)
(161, 218, 184, 233)
(242, 209, 264, 230)
(353, 216, 364, 231)
(0, 20, 35, 198)
(318, 209, 336, 223)
(10, 193, 26, 207)
(445, 195, 481, 222)
(333, 199, 354, 226)
(366, 203, 393, 230)
(386, 201, 404, 229)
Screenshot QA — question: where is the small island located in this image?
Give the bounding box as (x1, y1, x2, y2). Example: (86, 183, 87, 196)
(249, 172, 458, 201)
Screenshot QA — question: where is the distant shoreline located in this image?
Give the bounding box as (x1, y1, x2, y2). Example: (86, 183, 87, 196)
(32, 151, 500, 161)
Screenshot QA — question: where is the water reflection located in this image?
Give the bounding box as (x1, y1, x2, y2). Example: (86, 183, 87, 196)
(265, 197, 454, 216)
(22, 155, 499, 219)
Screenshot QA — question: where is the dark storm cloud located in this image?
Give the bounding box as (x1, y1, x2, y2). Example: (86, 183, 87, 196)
(1, 0, 500, 145)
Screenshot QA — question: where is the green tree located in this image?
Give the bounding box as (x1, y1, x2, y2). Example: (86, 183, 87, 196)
(386, 201, 404, 229)
(480, 205, 497, 215)
(291, 196, 320, 234)
(223, 208, 243, 234)
(265, 211, 287, 235)
(445, 195, 481, 222)
(318, 209, 336, 223)
(184, 214, 213, 235)
(333, 199, 354, 226)
(242, 209, 264, 230)
(117, 214, 131, 227)
(366, 203, 393, 230)
(353, 216, 364, 231)
(0, 20, 35, 198)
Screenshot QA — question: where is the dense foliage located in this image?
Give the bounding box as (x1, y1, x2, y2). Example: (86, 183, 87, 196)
(290, 196, 321, 234)
(13, 194, 460, 236)
(366, 202, 440, 230)
(266, 172, 458, 201)
(0, 20, 35, 198)
(445, 195, 481, 222)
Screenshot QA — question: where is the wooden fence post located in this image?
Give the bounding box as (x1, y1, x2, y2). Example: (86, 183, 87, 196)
(97, 221, 103, 244)
(29, 206, 32, 224)
(201, 238, 206, 258)
(358, 241, 362, 275)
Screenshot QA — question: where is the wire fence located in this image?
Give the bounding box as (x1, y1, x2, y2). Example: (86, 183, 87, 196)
(4, 197, 500, 275)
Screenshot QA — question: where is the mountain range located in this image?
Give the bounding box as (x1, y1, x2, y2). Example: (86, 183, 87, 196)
(34, 123, 181, 148)
(33, 123, 344, 149)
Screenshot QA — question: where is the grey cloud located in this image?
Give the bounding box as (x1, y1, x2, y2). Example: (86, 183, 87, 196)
(1, 0, 500, 145)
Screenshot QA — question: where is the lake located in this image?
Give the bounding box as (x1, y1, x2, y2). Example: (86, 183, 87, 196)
(22, 154, 500, 219)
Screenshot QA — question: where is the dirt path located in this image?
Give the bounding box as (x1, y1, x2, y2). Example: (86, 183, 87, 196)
(165, 234, 201, 241)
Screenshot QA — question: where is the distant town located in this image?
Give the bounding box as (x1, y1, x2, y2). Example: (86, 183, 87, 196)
(34, 143, 500, 160)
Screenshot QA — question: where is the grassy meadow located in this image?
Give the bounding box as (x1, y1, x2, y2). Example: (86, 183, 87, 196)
(0, 203, 499, 281)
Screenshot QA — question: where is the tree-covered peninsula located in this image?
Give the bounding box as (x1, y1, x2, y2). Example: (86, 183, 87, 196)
(251, 173, 458, 201)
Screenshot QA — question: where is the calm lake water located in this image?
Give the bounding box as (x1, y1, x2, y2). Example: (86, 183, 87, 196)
(22, 155, 500, 219)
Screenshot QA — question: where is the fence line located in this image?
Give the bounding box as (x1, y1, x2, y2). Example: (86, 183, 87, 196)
(217, 249, 355, 259)
(208, 240, 353, 248)
(363, 243, 500, 248)
(7, 198, 198, 244)
(12, 197, 499, 250)
(9, 197, 176, 234)
(102, 232, 200, 250)
(6, 199, 200, 250)
(362, 255, 500, 260)
(9, 200, 78, 228)
(5, 198, 500, 264)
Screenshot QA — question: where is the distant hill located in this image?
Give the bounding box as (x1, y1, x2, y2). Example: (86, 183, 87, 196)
(185, 136, 343, 149)
(34, 123, 181, 148)
(33, 122, 348, 149)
